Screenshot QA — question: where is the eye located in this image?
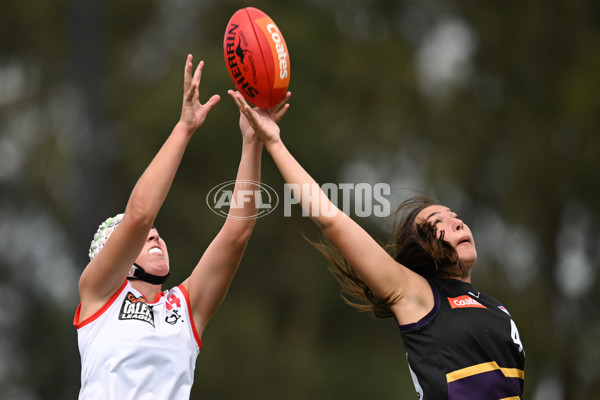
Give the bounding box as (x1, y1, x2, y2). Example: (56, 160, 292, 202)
(430, 219, 441, 226)
(427, 220, 442, 236)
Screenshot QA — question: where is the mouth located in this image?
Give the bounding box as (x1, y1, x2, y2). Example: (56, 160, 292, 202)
(456, 237, 471, 246)
(149, 247, 164, 255)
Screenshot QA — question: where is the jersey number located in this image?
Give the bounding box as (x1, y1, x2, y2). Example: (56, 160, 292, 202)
(166, 293, 181, 311)
(510, 319, 524, 353)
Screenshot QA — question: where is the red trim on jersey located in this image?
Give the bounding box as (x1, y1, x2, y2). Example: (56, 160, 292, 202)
(151, 290, 165, 303)
(178, 284, 202, 349)
(74, 280, 128, 329)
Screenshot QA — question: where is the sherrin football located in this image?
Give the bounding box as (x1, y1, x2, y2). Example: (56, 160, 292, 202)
(223, 7, 290, 109)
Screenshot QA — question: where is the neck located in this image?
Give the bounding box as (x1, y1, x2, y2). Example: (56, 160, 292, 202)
(130, 279, 163, 302)
(438, 264, 472, 283)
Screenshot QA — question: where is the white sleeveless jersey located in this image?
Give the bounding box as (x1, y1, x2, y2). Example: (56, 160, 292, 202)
(74, 281, 201, 400)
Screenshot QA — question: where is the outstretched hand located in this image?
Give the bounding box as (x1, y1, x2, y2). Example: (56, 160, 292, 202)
(228, 90, 291, 145)
(180, 54, 221, 132)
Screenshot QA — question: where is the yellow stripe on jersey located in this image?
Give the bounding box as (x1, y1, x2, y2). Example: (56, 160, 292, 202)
(446, 361, 499, 382)
(446, 361, 524, 383)
(500, 367, 525, 379)
(499, 397, 521, 400)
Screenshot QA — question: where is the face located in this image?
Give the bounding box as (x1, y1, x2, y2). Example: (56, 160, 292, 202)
(134, 228, 170, 276)
(416, 205, 477, 269)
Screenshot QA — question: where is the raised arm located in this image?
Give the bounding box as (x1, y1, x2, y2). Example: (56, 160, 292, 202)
(78, 55, 220, 320)
(182, 92, 290, 337)
(228, 91, 433, 324)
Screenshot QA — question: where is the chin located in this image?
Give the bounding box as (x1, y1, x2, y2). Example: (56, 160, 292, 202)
(459, 253, 477, 268)
(147, 263, 170, 277)
(156, 265, 170, 276)
(463, 258, 477, 270)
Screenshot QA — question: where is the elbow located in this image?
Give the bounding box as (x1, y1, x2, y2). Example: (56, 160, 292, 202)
(231, 224, 255, 245)
(314, 218, 331, 231)
(315, 211, 345, 234)
(236, 222, 256, 243)
(124, 201, 156, 228)
(222, 218, 256, 245)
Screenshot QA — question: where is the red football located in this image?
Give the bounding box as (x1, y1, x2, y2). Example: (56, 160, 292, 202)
(223, 7, 291, 109)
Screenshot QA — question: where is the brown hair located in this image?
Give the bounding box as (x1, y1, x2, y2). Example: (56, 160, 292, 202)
(312, 194, 467, 318)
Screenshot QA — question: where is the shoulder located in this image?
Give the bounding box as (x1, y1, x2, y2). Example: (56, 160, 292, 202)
(75, 280, 130, 328)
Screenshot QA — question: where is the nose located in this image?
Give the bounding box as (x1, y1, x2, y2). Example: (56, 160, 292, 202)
(454, 219, 464, 231)
(148, 229, 160, 242)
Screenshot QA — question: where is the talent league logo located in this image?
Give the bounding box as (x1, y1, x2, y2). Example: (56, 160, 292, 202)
(119, 292, 155, 327)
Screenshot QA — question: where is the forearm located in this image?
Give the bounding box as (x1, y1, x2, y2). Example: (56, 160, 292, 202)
(221, 137, 263, 233)
(265, 139, 411, 302)
(126, 122, 193, 226)
(265, 140, 342, 228)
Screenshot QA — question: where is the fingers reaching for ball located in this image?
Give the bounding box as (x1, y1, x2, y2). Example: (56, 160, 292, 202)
(180, 55, 221, 132)
(271, 91, 291, 123)
(228, 90, 289, 146)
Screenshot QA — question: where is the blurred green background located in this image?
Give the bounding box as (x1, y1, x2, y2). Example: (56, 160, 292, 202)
(1, 0, 599, 399)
